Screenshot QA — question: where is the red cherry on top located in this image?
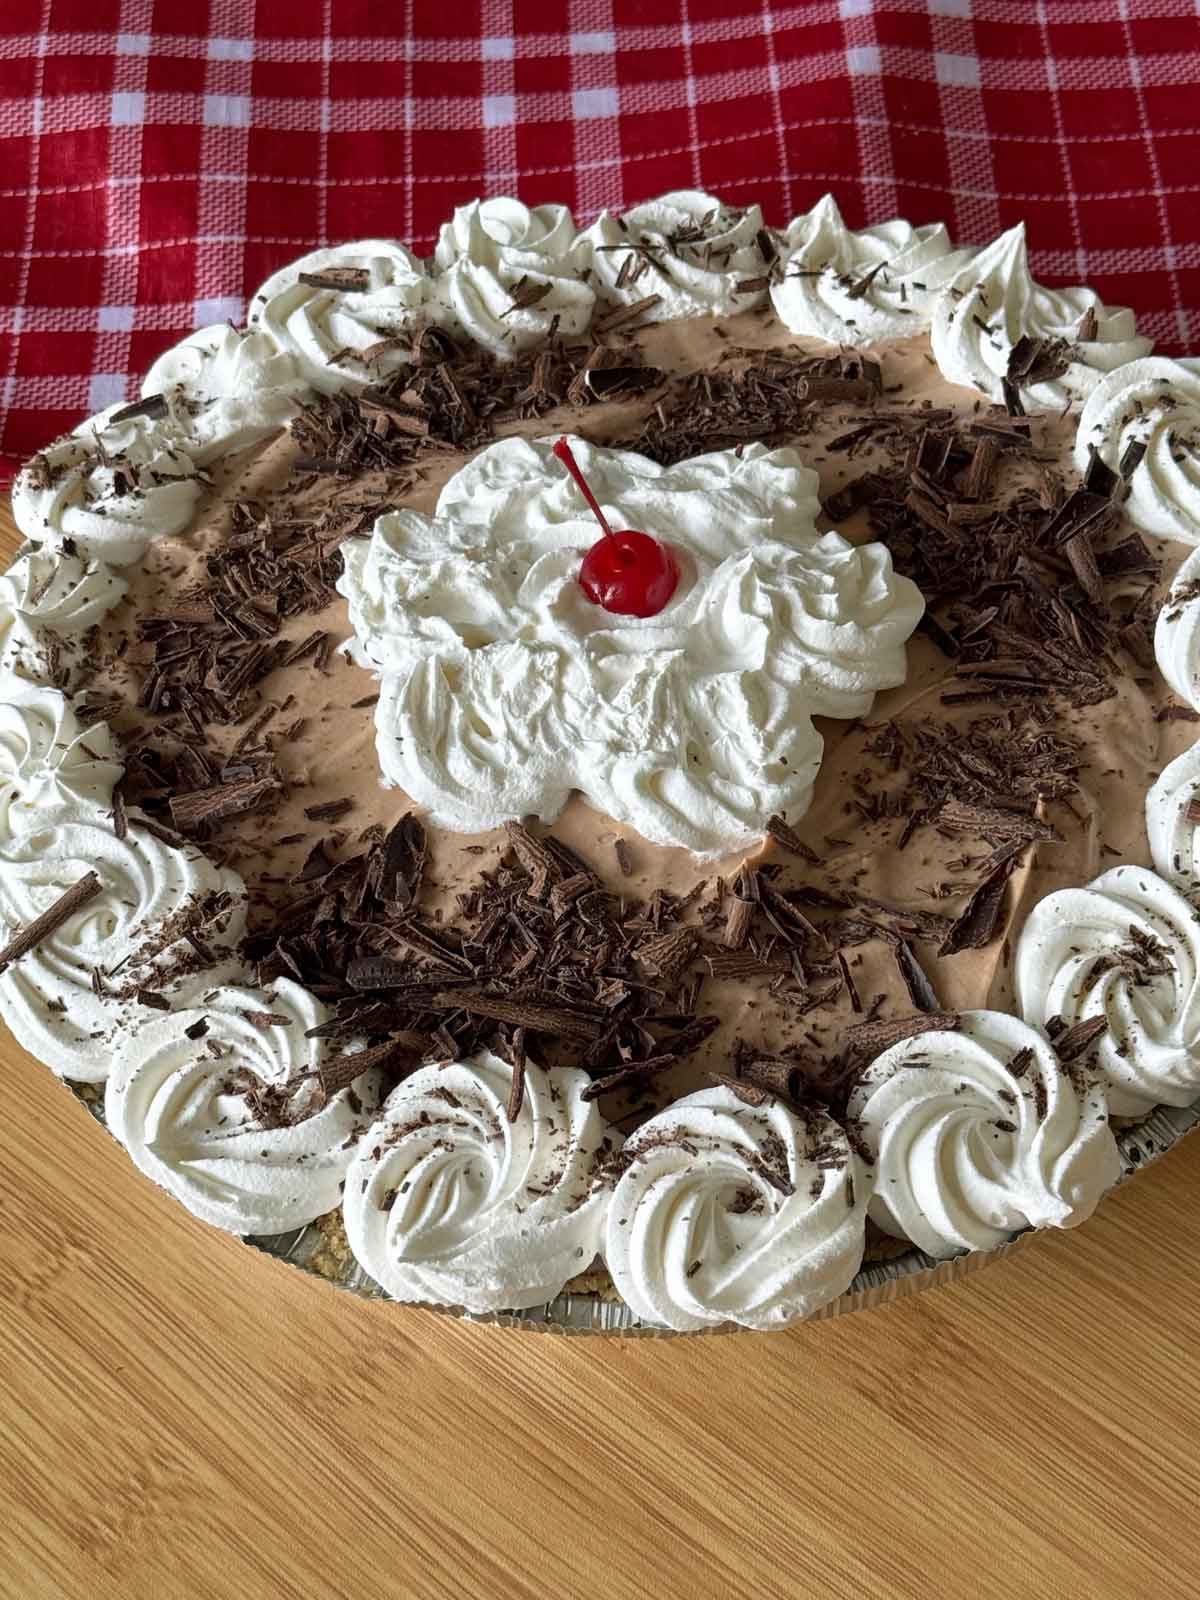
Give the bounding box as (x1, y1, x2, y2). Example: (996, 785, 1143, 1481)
(552, 437, 679, 619)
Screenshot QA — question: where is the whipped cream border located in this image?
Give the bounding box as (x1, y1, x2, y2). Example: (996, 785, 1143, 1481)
(1, 189, 1198, 1327)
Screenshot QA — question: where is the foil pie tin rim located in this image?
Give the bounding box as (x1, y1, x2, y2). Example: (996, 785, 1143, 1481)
(68, 1078, 1200, 1337)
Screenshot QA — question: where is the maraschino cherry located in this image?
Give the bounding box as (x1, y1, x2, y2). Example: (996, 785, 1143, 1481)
(552, 437, 679, 618)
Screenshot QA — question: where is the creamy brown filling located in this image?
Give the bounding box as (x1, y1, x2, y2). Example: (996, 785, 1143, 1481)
(81, 307, 1195, 1117)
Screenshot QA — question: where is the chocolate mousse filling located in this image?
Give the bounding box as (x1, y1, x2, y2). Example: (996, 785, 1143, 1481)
(76, 305, 1190, 1141)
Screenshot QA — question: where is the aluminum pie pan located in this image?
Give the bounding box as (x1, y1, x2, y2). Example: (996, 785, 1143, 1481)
(66, 1078, 1200, 1336)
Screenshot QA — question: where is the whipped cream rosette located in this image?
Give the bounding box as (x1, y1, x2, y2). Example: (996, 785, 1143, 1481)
(343, 1050, 614, 1313)
(0, 686, 123, 842)
(106, 977, 382, 1234)
(142, 322, 309, 460)
(1147, 744, 1200, 893)
(772, 193, 975, 345)
(11, 402, 201, 566)
(604, 1087, 868, 1331)
(433, 198, 594, 359)
(581, 189, 769, 320)
(1154, 545, 1200, 707)
(847, 1010, 1120, 1260)
(1075, 357, 1200, 544)
(1015, 865, 1200, 1118)
(0, 807, 247, 1082)
(0, 546, 127, 694)
(931, 224, 1151, 412)
(338, 436, 922, 854)
(248, 240, 433, 392)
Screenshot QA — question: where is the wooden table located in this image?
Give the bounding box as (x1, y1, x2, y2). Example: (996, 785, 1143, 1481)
(4, 507, 1200, 1600)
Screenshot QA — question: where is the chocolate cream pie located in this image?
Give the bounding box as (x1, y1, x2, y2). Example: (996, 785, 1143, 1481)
(4, 190, 1200, 1331)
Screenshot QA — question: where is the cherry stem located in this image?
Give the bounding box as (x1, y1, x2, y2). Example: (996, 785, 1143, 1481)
(553, 437, 617, 545)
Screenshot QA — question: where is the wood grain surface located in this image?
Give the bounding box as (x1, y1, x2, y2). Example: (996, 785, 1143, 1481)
(4, 505, 1200, 1600)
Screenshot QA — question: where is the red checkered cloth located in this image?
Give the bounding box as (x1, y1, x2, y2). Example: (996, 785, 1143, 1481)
(1, 1, 1197, 480)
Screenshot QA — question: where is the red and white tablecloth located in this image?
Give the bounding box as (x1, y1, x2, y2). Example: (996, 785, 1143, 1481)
(0, 0, 1197, 479)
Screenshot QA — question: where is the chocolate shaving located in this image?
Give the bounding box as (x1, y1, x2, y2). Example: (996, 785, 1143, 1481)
(935, 797, 1060, 846)
(304, 797, 354, 823)
(1007, 334, 1073, 388)
(845, 1010, 960, 1062)
(739, 1055, 805, 1101)
(505, 1027, 527, 1122)
(434, 990, 602, 1044)
(170, 770, 282, 831)
(709, 1071, 770, 1107)
(938, 850, 1024, 957)
(318, 1035, 421, 1098)
(893, 939, 942, 1012)
(388, 919, 472, 973)
(1053, 1015, 1108, 1062)
(0, 872, 102, 976)
(592, 294, 663, 334)
(376, 814, 427, 908)
(765, 814, 819, 863)
(723, 866, 759, 950)
(297, 266, 371, 292)
(636, 928, 697, 982)
(111, 786, 128, 841)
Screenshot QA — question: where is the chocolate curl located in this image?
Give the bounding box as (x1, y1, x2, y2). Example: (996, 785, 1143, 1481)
(738, 1055, 805, 1102)
(724, 865, 758, 950)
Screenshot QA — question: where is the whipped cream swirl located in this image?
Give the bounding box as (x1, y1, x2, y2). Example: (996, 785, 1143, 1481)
(343, 1050, 613, 1312)
(582, 189, 769, 320)
(1074, 357, 1200, 544)
(0, 808, 247, 1082)
(604, 1087, 868, 1331)
(11, 402, 200, 566)
(772, 193, 975, 344)
(1015, 864, 1200, 1117)
(248, 240, 432, 392)
(1154, 546, 1200, 706)
(338, 437, 923, 855)
(0, 547, 127, 694)
(847, 1010, 1119, 1259)
(142, 322, 309, 460)
(106, 977, 381, 1234)
(0, 686, 123, 842)
(1147, 743, 1200, 894)
(931, 224, 1152, 412)
(434, 198, 594, 359)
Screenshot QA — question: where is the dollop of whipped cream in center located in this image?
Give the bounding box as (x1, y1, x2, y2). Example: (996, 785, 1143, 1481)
(343, 1049, 614, 1312)
(1075, 357, 1200, 544)
(931, 224, 1151, 412)
(338, 436, 924, 855)
(604, 1086, 869, 1330)
(581, 189, 769, 320)
(434, 199, 594, 359)
(772, 193, 975, 345)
